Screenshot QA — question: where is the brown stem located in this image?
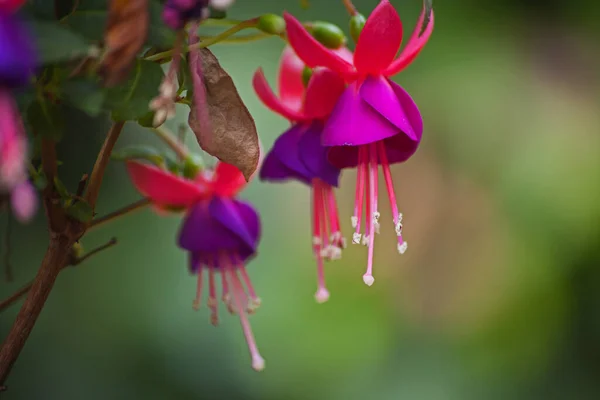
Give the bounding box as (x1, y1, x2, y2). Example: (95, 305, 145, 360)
(89, 198, 151, 230)
(0, 234, 74, 386)
(85, 121, 125, 209)
(342, 0, 358, 16)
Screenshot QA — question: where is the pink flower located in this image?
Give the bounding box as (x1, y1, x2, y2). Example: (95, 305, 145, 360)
(127, 160, 265, 371)
(11, 181, 37, 223)
(253, 46, 351, 302)
(283, 1, 434, 285)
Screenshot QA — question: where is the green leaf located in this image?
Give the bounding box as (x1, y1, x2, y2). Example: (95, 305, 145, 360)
(53, 177, 70, 199)
(62, 0, 108, 41)
(104, 60, 164, 121)
(32, 172, 48, 191)
(62, 79, 106, 117)
(65, 201, 94, 223)
(30, 20, 90, 65)
(111, 145, 165, 166)
(27, 99, 65, 141)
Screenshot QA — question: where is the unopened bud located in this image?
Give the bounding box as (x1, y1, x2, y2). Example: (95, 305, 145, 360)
(257, 14, 285, 35)
(302, 66, 313, 87)
(310, 21, 346, 49)
(182, 154, 204, 179)
(349, 13, 366, 43)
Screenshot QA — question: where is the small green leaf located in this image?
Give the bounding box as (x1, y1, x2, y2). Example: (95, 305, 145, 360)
(62, 79, 106, 117)
(112, 145, 165, 166)
(32, 171, 48, 190)
(65, 201, 94, 223)
(53, 177, 70, 199)
(63, 0, 108, 41)
(30, 20, 90, 65)
(104, 60, 164, 121)
(27, 99, 65, 140)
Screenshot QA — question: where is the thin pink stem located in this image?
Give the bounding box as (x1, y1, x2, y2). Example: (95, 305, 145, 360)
(227, 267, 265, 371)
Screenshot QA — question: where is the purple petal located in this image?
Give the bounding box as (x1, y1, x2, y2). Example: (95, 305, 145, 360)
(0, 14, 37, 88)
(298, 122, 341, 187)
(359, 77, 421, 141)
(322, 82, 399, 146)
(259, 124, 312, 185)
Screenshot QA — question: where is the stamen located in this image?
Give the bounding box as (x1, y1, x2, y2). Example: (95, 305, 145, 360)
(364, 160, 371, 246)
(239, 264, 261, 313)
(221, 270, 235, 314)
(352, 147, 367, 240)
(227, 267, 265, 371)
(377, 141, 408, 253)
(208, 265, 219, 325)
(315, 252, 330, 303)
(352, 232, 362, 244)
(363, 143, 379, 287)
(192, 266, 203, 311)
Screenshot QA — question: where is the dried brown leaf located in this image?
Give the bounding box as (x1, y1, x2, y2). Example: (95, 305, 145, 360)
(99, 0, 150, 87)
(188, 47, 260, 181)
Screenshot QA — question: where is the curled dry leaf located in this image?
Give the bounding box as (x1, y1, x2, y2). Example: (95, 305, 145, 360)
(188, 47, 260, 181)
(99, 0, 150, 87)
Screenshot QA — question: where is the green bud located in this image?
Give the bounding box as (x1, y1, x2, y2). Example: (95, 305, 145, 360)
(302, 66, 313, 88)
(310, 21, 346, 49)
(182, 154, 204, 179)
(349, 13, 366, 43)
(257, 14, 286, 35)
(71, 243, 85, 259)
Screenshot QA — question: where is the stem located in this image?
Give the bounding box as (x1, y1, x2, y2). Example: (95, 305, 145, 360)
(85, 122, 125, 210)
(342, 0, 358, 16)
(0, 234, 74, 386)
(145, 19, 259, 62)
(0, 238, 118, 314)
(89, 199, 151, 230)
(199, 32, 270, 44)
(151, 127, 189, 159)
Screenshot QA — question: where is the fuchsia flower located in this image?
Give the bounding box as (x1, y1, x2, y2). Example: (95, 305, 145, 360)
(283, 1, 434, 285)
(0, 9, 38, 223)
(127, 160, 265, 371)
(253, 46, 350, 303)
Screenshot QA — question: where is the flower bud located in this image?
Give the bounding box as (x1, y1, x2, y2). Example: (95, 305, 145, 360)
(310, 21, 346, 49)
(182, 154, 204, 179)
(301, 66, 312, 88)
(257, 14, 285, 35)
(349, 13, 366, 43)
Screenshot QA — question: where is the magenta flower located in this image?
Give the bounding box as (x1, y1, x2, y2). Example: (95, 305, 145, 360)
(283, 1, 434, 285)
(253, 46, 350, 302)
(127, 160, 265, 371)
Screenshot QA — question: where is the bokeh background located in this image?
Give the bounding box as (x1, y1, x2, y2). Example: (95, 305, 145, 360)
(2, 0, 600, 398)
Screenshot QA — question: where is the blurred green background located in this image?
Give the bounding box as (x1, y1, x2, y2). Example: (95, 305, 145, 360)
(2, 0, 600, 398)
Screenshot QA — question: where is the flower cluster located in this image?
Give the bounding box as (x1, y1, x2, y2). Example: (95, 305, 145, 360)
(256, 0, 433, 287)
(0, 0, 37, 222)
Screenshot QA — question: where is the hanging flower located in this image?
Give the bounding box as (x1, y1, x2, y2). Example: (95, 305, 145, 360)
(283, 0, 434, 285)
(127, 160, 265, 371)
(0, 10, 38, 223)
(253, 46, 350, 302)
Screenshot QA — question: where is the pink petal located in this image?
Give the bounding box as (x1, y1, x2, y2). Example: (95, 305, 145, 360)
(278, 46, 305, 112)
(353, 0, 403, 75)
(383, 10, 434, 76)
(10, 182, 37, 223)
(302, 67, 347, 120)
(212, 162, 247, 198)
(252, 68, 305, 121)
(283, 12, 357, 81)
(126, 161, 212, 207)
